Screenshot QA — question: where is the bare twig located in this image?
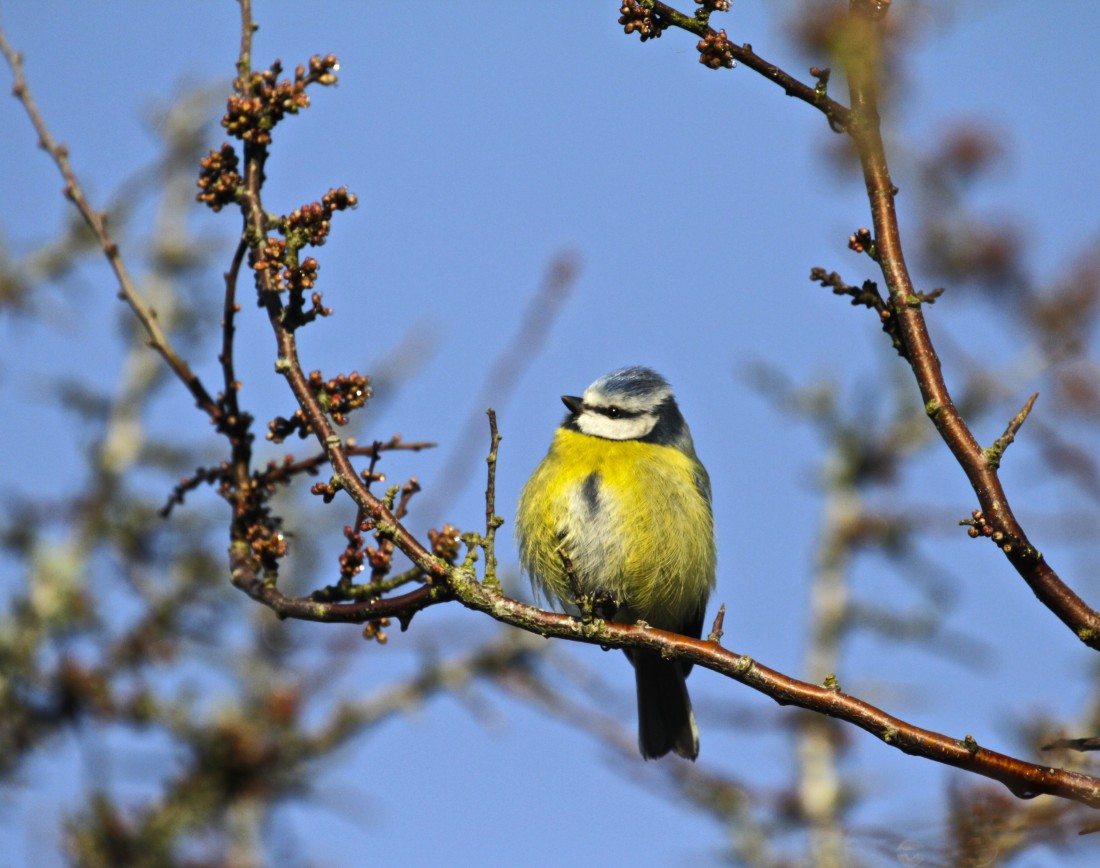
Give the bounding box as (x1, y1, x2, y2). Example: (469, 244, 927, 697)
(0, 29, 221, 423)
(482, 409, 503, 588)
(640, 1, 851, 131)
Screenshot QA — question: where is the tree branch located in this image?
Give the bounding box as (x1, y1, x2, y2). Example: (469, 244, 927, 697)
(837, 1, 1100, 649)
(442, 571, 1100, 809)
(0, 29, 221, 424)
(641, 0, 851, 131)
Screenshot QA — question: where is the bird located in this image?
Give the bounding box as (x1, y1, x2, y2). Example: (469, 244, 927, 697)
(516, 366, 716, 760)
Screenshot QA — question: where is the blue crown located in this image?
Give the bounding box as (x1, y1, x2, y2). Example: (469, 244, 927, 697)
(591, 366, 670, 398)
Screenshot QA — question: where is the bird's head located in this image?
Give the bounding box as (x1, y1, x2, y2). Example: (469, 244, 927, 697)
(561, 366, 688, 446)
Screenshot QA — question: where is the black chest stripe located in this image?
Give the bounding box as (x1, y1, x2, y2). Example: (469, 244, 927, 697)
(582, 471, 601, 514)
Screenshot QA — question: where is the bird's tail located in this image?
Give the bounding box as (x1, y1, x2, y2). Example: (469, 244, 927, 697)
(633, 650, 699, 760)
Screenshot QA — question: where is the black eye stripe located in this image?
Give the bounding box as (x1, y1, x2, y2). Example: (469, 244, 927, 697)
(587, 404, 642, 420)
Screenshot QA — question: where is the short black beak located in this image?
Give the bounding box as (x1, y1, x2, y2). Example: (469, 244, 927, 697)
(561, 395, 583, 415)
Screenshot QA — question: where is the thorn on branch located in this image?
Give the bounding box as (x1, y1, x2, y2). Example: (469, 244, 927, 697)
(706, 603, 726, 644)
(983, 393, 1039, 471)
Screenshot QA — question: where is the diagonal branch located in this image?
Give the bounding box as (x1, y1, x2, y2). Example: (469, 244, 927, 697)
(839, 1, 1100, 649)
(0, 29, 221, 424)
(228, 0, 449, 608)
(642, 0, 851, 131)
(442, 572, 1100, 810)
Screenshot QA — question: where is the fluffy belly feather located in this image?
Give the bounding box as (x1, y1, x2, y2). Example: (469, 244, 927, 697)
(517, 429, 715, 629)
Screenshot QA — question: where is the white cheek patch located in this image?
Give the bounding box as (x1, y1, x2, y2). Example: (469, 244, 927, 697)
(577, 411, 656, 440)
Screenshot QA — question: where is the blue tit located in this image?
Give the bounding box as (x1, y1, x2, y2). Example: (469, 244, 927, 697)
(517, 366, 716, 760)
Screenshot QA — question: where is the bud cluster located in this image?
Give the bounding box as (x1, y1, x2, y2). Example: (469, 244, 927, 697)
(697, 29, 735, 69)
(268, 370, 371, 443)
(222, 55, 340, 146)
(196, 144, 242, 212)
(619, 2, 665, 42)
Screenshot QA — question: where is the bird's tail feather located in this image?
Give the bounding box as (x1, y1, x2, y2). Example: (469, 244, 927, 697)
(634, 651, 698, 760)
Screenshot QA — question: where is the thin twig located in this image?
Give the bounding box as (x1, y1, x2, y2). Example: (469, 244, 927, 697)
(0, 28, 221, 422)
(483, 409, 503, 588)
(643, 1, 851, 131)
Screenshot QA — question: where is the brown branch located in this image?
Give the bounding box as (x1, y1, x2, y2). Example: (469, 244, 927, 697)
(227, 384, 1100, 810)
(636, 0, 1100, 647)
(839, 2, 1100, 649)
(440, 573, 1100, 809)
(227, 516, 1100, 812)
(642, 1, 851, 131)
(482, 409, 503, 588)
(160, 438, 434, 516)
(220, 238, 253, 501)
(0, 29, 221, 424)
(269, 438, 435, 484)
(230, 1, 448, 603)
(228, 541, 450, 628)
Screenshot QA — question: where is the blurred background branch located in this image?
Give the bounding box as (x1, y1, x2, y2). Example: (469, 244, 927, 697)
(2, 2, 1099, 865)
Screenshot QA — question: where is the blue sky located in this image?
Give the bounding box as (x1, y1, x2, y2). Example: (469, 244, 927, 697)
(2, 2, 1100, 864)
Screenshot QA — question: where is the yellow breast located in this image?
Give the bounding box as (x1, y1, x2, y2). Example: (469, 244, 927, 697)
(517, 428, 715, 629)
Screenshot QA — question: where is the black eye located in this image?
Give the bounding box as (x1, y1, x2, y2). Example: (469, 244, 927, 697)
(607, 407, 621, 418)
